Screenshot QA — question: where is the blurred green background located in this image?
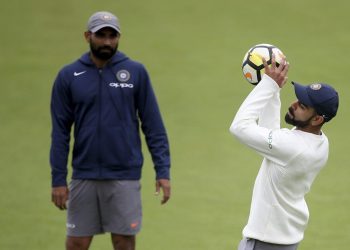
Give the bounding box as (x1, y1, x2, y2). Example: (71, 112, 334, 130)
(1, 0, 349, 249)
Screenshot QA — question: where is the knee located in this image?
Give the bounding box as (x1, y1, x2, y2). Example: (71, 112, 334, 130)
(66, 236, 92, 250)
(111, 234, 135, 249)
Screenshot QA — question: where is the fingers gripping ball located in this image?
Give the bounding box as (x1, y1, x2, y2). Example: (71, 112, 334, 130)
(242, 44, 285, 85)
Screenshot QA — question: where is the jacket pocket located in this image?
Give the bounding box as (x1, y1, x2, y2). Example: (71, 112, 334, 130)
(99, 125, 141, 167)
(72, 126, 98, 167)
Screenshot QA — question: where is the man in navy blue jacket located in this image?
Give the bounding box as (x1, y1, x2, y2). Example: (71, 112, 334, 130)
(50, 11, 171, 250)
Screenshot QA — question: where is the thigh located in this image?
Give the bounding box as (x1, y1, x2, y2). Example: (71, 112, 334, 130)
(67, 180, 102, 236)
(254, 239, 299, 250)
(238, 238, 255, 250)
(237, 238, 299, 250)
(98, 180, 142, 235)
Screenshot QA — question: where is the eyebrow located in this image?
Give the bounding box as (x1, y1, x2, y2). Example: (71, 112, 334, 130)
(298, 101, 309, 108)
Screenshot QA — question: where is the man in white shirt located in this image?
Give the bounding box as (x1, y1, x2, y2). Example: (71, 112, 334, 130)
(230, 56, 339, 250)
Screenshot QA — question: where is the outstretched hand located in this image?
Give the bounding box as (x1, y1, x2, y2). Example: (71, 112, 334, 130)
(263, 54, 289, 88)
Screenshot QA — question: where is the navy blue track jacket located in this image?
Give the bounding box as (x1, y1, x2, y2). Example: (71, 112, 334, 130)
(50, 51, 170, 187)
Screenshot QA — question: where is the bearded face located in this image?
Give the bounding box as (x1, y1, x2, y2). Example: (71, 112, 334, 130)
(89, 38, 118, 60)
(88, 28, 119, 61)
(284, 106, 315, 128)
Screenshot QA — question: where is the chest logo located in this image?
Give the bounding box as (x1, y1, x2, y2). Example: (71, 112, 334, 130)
(116, 70, 130, 82)
(109, 82, 133, 88)
(74, 71, 86, 76)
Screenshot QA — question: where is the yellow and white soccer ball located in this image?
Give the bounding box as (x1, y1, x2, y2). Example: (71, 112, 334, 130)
(242, 44, 285, 85)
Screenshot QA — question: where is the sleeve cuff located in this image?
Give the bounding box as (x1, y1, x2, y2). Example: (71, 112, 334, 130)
(261, 74, 280, 90)
(155, 165, 170, 180)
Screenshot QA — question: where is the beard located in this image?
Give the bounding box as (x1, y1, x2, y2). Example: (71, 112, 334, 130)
(284, 107, 313, 128)
(89, 41, 118, 61)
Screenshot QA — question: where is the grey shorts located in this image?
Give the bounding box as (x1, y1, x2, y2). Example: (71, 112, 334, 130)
(238, 238, 299, 250)
(66, 180, 142, 237)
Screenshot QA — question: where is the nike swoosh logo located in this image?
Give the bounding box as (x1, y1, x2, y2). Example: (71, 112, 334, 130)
(74, 71, 86, 76)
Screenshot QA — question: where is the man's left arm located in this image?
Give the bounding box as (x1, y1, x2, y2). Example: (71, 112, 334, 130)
(137, 66, 171, 204)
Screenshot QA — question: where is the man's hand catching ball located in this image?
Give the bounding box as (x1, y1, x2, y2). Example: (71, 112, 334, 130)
(263, 54, 289, 88)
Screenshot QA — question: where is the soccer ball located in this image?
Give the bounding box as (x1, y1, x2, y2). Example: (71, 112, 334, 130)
(242, 44, 285, 85)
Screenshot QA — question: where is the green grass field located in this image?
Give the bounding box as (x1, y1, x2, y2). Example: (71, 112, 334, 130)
(1, 0, 350, 249)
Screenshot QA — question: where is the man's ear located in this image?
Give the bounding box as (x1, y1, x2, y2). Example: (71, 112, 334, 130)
(84, 31, 91, 43)
(312, 115, 324, 126)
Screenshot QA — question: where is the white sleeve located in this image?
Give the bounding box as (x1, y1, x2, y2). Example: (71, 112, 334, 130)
(229, 75, 299, 166)
(258, 91, 281, 130)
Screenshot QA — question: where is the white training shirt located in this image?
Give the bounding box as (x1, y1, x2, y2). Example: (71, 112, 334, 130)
(230, 75, 329, 244)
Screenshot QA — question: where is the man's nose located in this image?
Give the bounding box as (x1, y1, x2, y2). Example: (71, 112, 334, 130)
(103, 38, 113, 45)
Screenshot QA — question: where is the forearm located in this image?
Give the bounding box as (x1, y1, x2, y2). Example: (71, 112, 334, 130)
(230, 75, 280, 132)
(230, 75, 280, 142)
(50, 133, 70, 186)
(258, 91, 281, 130)
(145, 132, 171, 179)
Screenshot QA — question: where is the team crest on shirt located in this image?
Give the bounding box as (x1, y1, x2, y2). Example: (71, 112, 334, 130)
(116, 70, 130, 82)
(310, 83, 322, 90)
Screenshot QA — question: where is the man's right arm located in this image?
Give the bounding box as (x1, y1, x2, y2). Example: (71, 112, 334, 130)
(50, 71, 74, 208)
(229, 56, 297, 165)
